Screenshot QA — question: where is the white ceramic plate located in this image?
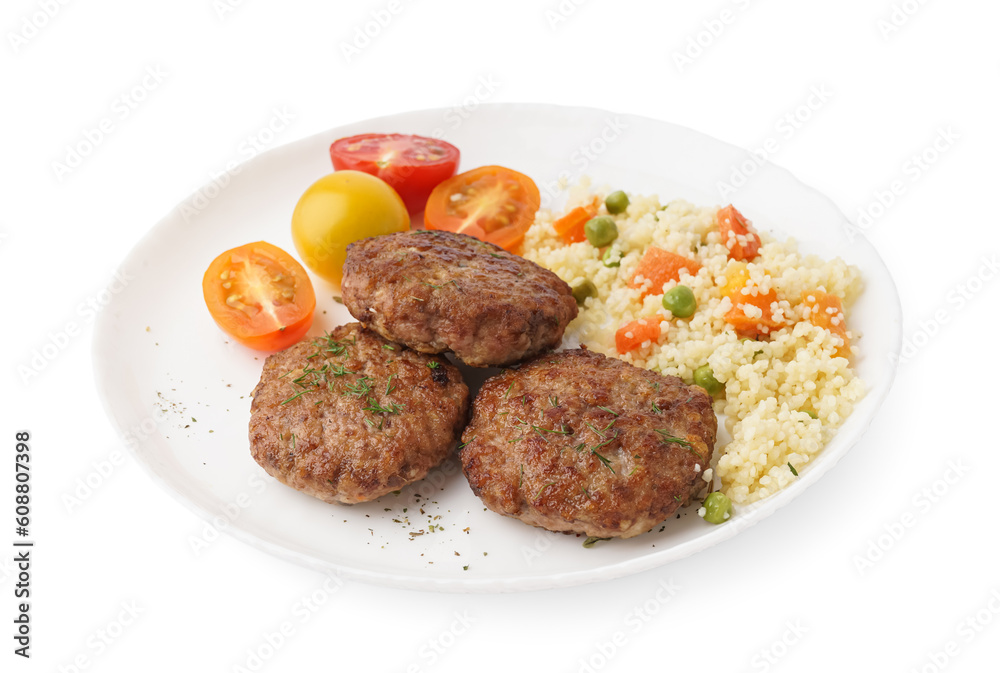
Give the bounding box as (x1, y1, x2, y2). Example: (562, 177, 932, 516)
(93, 104, 901, 593)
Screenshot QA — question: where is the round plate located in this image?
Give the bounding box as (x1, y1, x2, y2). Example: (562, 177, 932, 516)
(93, 103, 901, 592)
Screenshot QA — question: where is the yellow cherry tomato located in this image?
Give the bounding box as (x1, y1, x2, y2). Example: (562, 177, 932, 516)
(291, 170, 410, 291)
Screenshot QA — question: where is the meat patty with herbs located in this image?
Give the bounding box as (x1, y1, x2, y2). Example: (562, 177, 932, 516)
(249, 322, 469, 504)
(459, 348, 717, 538)
(341, 230, 578, 367)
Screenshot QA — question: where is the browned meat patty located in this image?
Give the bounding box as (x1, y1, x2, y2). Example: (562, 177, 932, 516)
(459, 348, 717, 538)
(249, 323, 469, 504)
(341, 230, 578, 367)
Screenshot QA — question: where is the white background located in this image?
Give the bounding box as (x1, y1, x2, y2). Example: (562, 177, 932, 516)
(3, 0, 999, 671)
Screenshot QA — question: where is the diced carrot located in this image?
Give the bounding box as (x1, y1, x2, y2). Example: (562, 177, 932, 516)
(628, 247, 702, 297)
(615, 316, 665, 353)
(717, 205, 761, 261)
(721, 262, 750, 297)
(722, 264, 783, 338)
(802, 291, 849, 355)
(724, 290, 782, 338)
(552, 197, 601, 244)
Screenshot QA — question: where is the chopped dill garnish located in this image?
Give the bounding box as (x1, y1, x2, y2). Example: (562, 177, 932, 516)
(597, 405, 619, 417)
(549, 395, 559, 407)
(532, 424, 571, 435)
(654, 429, 692, 448)
(504, 381, 515, 399)
(280, 389, 312, 405)
(362, 398, 403, 415)
(427, 361, 441, 369)
(788, 462, 798, 476)
(518, 464, 523, 488)
(651, 401, 662, 413)
(591, 450, 615, 473)
(343, 376, 373, 398)
(385, 373, 396, 396)
(536, 482, 556, 499)
(673, 495, 682, 503)
(583, 536, 610, 548)
(382, 344, 395, 350)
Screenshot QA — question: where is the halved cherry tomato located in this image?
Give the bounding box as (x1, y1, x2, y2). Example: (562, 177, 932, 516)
(330, 133, 460, 215)
(203, 241, 315, 351)
(424, 165, 541, 252)
(717, 205, 761, 261)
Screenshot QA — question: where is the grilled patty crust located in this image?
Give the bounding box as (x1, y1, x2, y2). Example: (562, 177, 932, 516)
(249, 322, 469, 504)
(341, 230, 578, 367)
(459, 348, 717, 538)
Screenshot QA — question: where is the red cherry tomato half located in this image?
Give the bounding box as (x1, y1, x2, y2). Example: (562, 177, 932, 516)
(424, 165, 541, 252)
(329, 133, 460, 215)
(203, 241, 315, 351)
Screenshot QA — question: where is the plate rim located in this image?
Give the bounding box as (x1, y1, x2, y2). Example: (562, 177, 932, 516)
(92, 101, 903, 593)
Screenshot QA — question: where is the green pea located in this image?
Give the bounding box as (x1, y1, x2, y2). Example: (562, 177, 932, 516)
(605, 190, 630, 215)
(662, 285, 697, 318)
(702, 492, 732, 524)
(601, 247, 621, 268)
(584, 216, 618, 248)
(572, 279, 597, 306)
(693, 364, 723, 395)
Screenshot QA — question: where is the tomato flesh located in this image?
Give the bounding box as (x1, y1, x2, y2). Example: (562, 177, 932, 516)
(203, 241, 315, 351)
(330, 133, 460, 215)
(424, 165, 540, 251)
